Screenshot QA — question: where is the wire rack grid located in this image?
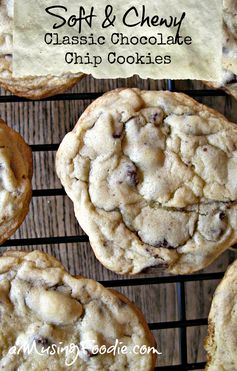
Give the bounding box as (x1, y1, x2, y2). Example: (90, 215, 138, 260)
(0, 79, 234, 370)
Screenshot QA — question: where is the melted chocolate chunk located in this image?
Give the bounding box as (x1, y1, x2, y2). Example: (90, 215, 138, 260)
(112, 122, 123, 138)
(34, 336, 51, 347)
(225, 73, 237, 85)
(156, 239, 174, 249)
(150, 112, 161, 124)
(113, 132, 122, 139)
(226, 77, 237, 85)
(126, 166, 139, 187)
(83, 348, 99, 358)
(219, 212, 226, 221)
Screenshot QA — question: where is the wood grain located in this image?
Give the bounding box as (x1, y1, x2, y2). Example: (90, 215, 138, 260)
(0, 76, 236, 368)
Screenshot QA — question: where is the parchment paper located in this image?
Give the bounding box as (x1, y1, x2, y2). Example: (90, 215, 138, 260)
(13, 0, 223, 80)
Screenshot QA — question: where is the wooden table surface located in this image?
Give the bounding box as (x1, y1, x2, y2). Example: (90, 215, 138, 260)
(0, 77, 236, 370)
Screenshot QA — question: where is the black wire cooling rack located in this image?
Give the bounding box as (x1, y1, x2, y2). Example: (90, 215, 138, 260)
(0, 80, 234, 370)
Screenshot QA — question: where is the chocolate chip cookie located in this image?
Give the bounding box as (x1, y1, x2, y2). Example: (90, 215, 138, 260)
(0, 0, 84, 99)
(0, 118, 32, 244)
(56, 88, 237, 275)
(205, 0, 237, 99)
(205, 259, 237, 370)
(0, 250, 156, 370)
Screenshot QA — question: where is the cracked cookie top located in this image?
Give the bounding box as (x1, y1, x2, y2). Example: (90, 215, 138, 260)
(56, 88, 237, 275)
(0, 250, 156, 370)
(0, 0, 83, 99)
(208, 0, 237, 99)
(0, 0, 12, 56)
(0, 119, 32, 244)
(223, 0, 237, 77)
(205, 259, 237, 370)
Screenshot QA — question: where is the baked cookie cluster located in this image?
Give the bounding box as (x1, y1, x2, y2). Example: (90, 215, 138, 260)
(0, 1, 237, 368)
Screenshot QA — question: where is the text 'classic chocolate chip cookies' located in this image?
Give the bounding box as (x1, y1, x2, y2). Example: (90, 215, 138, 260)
(0, 119, 32, 244)
(0, 250, 157, 370)
(57, 88, 237, 275)
(205, 259, 237, 370)
(0, 0, 84, 99)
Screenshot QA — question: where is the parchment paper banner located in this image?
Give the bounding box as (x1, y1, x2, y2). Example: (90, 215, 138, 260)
(13, 0, 223, 80)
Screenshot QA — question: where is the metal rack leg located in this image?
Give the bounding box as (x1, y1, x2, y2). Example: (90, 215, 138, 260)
(176, 281, 188, 366)
(167, 80, 175, 91)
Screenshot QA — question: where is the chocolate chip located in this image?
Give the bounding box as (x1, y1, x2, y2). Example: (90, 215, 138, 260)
(112, 122, 123, 139)
(156, 239, 174, 249)
(158, 239, 168, 247)
(227, 77, 237, 84)
(113, 132, 122, 139)
(34, 336, 51, 347)
(152, 112, 159, 120)
(224, 72, 237, 85)
(151, 112, 160, 123)
(84, 348, 99, 357)
(126, 167, 139, 187)
(203, 147, 208, 152)
(219, 212, 226, 221)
